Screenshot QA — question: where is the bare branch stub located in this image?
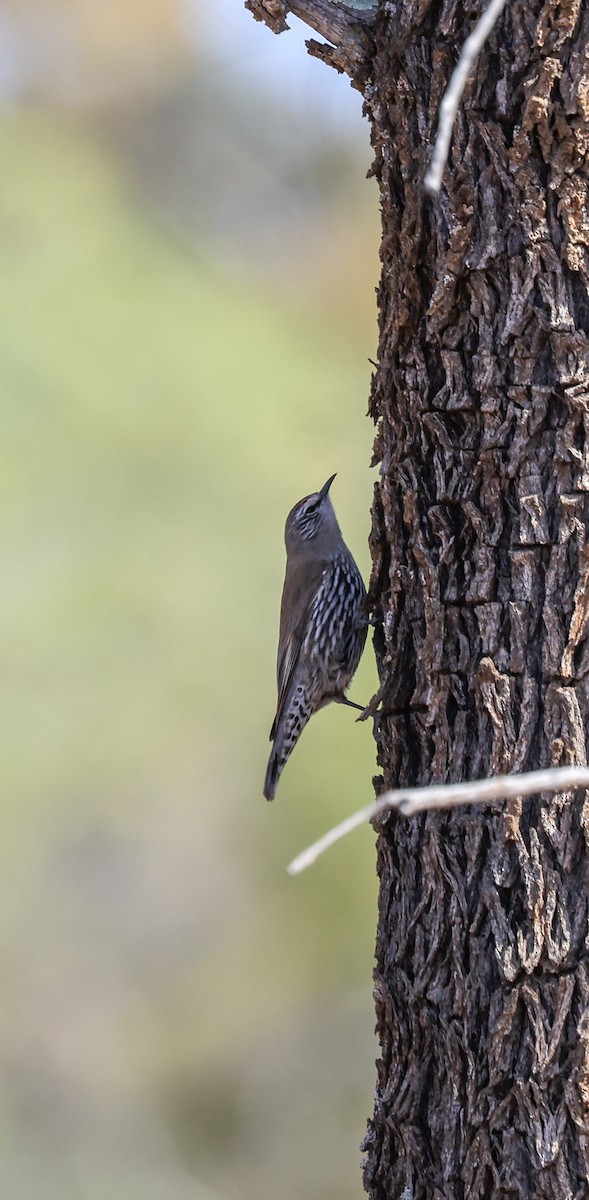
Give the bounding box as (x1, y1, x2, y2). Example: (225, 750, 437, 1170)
(244, 0, 376, 83)
(306, 36, 361, 81)
(244, 0, 289, 34)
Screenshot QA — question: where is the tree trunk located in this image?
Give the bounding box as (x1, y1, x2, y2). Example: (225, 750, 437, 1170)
(362, 1, 589, 1195)
(247, 1, 589, 1195)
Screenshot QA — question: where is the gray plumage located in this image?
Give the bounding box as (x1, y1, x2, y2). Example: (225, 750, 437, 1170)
(264, 474, 367, 801)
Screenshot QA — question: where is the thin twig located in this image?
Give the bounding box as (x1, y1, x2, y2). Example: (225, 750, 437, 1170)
(287, 765, 589, 875)
(424, 0, 508, 195)
(287, 801, 377, 875)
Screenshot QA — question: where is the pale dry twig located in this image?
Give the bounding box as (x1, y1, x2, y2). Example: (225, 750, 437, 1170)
(424, 0, 508, 194)
(287, 765, 589, 875)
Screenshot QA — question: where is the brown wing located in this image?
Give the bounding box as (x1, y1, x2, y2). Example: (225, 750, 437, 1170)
(269, 557, 327, 742)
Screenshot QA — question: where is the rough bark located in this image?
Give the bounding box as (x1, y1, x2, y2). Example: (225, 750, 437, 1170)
(362, 0, 589, 1196)
(247, 0, 589, 1195)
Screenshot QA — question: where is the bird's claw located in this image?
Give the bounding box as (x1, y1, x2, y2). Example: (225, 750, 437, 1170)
(355, 704, 382, 737)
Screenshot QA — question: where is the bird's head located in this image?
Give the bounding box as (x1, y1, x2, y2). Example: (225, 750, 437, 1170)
(284, 474, 341, 558)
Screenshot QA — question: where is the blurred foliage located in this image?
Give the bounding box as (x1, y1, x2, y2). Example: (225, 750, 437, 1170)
(0, 0, 191, 102)
(0, 95, 380, 1200)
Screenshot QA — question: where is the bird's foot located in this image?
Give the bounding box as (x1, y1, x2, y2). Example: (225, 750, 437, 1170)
(355, 704, 382, 738)
(336, 694, 382, 738)
(356, 612, 382, 630)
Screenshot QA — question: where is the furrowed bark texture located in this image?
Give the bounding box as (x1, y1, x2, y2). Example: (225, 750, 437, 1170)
(362, 0, 589, 1196)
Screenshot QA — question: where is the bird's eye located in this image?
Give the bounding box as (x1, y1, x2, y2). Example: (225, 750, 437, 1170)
(293, 498, 321, 539)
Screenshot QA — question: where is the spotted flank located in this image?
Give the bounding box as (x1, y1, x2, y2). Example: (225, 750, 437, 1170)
(264, 554, 366, 800)
(305, 558, 366, 685)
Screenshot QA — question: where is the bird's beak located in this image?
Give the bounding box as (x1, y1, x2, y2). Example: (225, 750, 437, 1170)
(318, 473, 337, 502)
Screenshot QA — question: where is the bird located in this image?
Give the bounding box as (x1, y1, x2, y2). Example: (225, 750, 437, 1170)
(264, 474, 367, 801)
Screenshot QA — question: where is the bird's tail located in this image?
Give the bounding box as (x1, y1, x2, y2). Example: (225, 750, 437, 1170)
(263, 689, 313, 800)
(263, 749, 281, 801)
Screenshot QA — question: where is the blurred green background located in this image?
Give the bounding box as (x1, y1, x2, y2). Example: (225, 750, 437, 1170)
(1, 2, 380, 1196)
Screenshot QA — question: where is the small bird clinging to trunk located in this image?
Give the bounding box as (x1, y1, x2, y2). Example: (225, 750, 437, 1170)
(264, 474, 367, 801)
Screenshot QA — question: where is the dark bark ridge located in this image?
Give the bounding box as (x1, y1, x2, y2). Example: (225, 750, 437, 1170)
(360, 0, 589, 1196)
